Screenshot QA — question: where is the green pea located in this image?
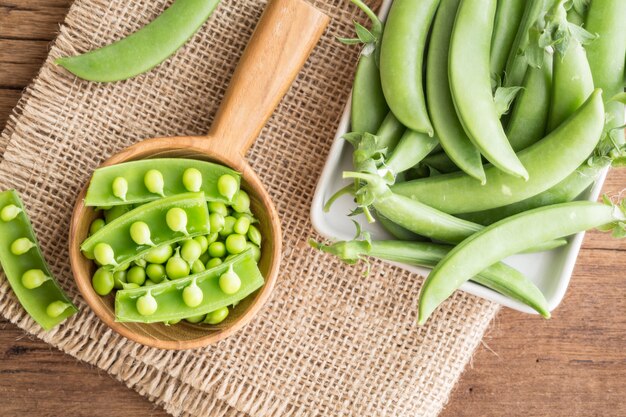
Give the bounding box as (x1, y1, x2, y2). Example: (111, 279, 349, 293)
(112, 177, 128, 201)
(127, 266, 146, 286)
(117, 262, 131, 271)
(136, 291, 158, 316)
(209, 212, 225, 233)
(104, 205, 131, 223)
(181, 239, 202, 265)
(10, 238, 35, 256)
(113, 270, 128, 290)
(166, 250, 190, 279)
(146, 263, 166, 283)
(204, 306, 229, 324)
(144, 279, 158, 287)
(206, 232, 219, 245)
(233, 216, 251, 235)
(163, 319, 181, 326)
(232, 190, 251, 213)
(194, 235, 209, 254)
(219, 216, 236, 238)
(198, 251, 210, 265)
(217, 174, 238, 200)
(182, 278, 203, 307)
(225, 254, 238, 261)
(225, 234, 247, 255)
(144, 169, 165, 196)
(46, 301, 71, 318)
(208, 202, 228, 216)
(21, 269, 51, 289)
(0, 204, 21, 222)
(166, 207, 188, 235)
(144, 244, 173, 264)
(247, 224, 262, 247)
(182, 167, 202, 192)
(134, 258, 147, 268)
(185, 314, 206, 324)
(208, 241, 226, 258)
(92, 267, 114, 296)
(130, 221, 155, 246)
(205, 257, 223, 269)
(93, 242, 118, 266)
(219, 265, 241, 294)
(246, 242, 261, 263)
(122, 282, 140, 290)
(89, 218, 106, 235)
(191, 259, 206, 274)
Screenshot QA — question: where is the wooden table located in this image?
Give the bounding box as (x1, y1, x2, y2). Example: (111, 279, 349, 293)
(1, 1, 624, 416)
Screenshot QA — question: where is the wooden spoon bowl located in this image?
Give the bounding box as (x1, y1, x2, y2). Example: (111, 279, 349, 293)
(68, 0, 329, 350)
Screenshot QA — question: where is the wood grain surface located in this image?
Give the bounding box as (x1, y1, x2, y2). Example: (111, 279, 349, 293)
(0, 1, 624, 416)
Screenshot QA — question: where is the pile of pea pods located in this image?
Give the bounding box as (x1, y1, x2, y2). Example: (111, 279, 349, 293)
(81, 159, 265, 325)
(315, 0, 626, 324)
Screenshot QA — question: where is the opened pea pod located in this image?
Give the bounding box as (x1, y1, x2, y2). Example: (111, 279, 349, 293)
(0, 190, 77, 330)
(84, 158, 241, 207)
(81, 192, 210, 269)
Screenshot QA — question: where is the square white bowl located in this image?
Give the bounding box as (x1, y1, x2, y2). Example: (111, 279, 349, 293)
(310, 0, 608, 314)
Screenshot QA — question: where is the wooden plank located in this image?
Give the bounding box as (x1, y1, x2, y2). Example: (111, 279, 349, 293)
(0, 39, 49, 63)
(0, 89, 21, 130)
(0, 4, 67, 40)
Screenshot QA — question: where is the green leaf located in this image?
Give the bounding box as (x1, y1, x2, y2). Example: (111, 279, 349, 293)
(494, 86, 524, 117)
(354, 21, 377, 44)
(342, 132, 363, 147)
(609, 92, 626, 105)
(602, 194, 612, 206)
(611, 222, 626, 239)
(568, 22, 597, 45)
(611, 156, 626, 167)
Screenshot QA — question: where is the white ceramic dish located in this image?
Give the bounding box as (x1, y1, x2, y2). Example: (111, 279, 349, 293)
(310, 0, 609, 315)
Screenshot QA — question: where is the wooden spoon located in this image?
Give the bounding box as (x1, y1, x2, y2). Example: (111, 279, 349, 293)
(69, 0, 329, 350)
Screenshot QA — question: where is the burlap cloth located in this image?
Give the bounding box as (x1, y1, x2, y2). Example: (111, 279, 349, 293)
(0, 0, 501, 415)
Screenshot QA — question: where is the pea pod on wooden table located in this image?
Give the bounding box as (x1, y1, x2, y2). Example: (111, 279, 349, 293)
(379, 0, 439, 136)
(56, 0, 221, 82)
(84, 158, 240, 207)
(392, 89, 605, 214)
(418, 200, 626, 324)
(115, 250, 263, 323)
(0, 190, 77, 330)
(449, 0, 527, 179)
(81, 192, 210, 269)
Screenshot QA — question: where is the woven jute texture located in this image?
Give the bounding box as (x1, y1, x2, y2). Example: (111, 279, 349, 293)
(0, 0, 500, 415)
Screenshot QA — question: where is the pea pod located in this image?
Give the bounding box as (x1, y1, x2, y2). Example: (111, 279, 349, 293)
(392, 89, 605, 214)
(421, 152, 460, 174)
(379, 0, 438, 135)
(490, 0, 526, 79)
(375, 212, 425, 241)
(506, 51, 552, 151)
(449, 0, 528, 179)
(374, 112, 405, 152)
(426, 0, 484, 182)
(383, 130, 439, 176)
(56, 0, 221, 82)
(84, 158, 240, 207)
(115, 250, 263, 323)
(0, 190, 77, 330)
(311, 238, 549, 318)
(81, 192, 210, 269)
(460, 159, 610, 225)
(418, 200, 626, 324)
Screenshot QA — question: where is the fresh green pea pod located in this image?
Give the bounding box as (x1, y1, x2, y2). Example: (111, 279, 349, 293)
(374, 112, 405, 153)
(81, 192, 210, 269)
(383, 130, 439, 177)
(586, 0, 626, 139)
(84, 159, 240, 207)
(547, 38, 594, 131)
(56, 0, 221, 82)
(460, 159, 610, 225)
(392, 89, 605, 214)
(418, 200, 626, 324)
(311, 239, 549, 318)
(490, 0, 526, 79)
(379, 0, 438, 136)
(426, 0, 484, 182)
(506, 51, 553, 151)
(449, 0, 528, 179)
(375, 212, 425, 242)
(115, 250, 263, 323)
(0, 190, 77, 330)
(421, 152, 460, 174)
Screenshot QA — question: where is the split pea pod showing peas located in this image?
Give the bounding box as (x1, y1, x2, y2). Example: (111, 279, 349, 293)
(81, 192, 210, 269)
(84, 158, 240, 207)
(392, 90, 605, 214)
(56, 0, 221, 82)
(0, 190, 77, 330)
(115, 250, 263, 323)
(379, 0, 438, 136)
(418, 200, 626, 324)
(449, 0, 527, 179)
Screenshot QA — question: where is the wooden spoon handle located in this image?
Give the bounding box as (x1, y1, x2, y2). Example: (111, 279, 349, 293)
(206, 0, 329, 156)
